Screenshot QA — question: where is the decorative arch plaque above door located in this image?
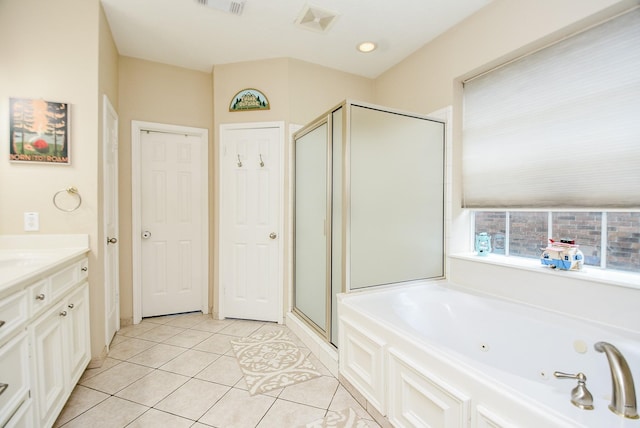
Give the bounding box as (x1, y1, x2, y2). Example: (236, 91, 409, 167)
(229, 88, 270, 112)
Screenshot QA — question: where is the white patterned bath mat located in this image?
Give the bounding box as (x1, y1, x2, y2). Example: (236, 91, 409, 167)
(302, 408, 372, 428)
(230, 329, 321, 395)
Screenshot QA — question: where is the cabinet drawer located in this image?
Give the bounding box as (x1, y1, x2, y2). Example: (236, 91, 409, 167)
(50, 262, 80, 301)
(0, 331, 30, 427)
(28, 279, 51, 318)
(4, 397, 32, 428)
(0, 291, 28, 345)
(79, 258, 89, 280)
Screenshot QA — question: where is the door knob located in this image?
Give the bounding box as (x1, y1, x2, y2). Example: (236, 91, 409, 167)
(107, 237, 118, 244)
(142, 231, 152, 239)
(269, 232, 277, 240)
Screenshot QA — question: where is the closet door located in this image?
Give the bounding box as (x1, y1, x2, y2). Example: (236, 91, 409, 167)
(293, 121, 329, 334)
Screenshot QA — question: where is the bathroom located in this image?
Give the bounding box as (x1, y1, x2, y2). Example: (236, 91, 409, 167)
(1, 0, 639, 426)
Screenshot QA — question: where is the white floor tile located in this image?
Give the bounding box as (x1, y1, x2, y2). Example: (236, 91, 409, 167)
(193, 333, 233, 354)
(163, 328, 212, 348)
(59, 396, 147, 428)
(159, 348, 221, 377)
(154, 378, 229, 420)
(115, 369, 189, 407)
(256, 399, 326, 428)
(195, 354, 244, 386)
(53, 385, 109, 427)
(80, 361, 154, 394)
(127, 408, 194, 428)
(198, 387, 275, 428)
(278, 375, 339, 409)
(126, 343, 187, 368)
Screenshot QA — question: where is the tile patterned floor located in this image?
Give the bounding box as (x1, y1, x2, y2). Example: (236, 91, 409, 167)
(54, 313, 381, 428)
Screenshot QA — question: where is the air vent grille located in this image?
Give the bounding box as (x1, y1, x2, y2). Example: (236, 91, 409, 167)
(196, 0, 245, 16)
(295, 4, 338, 33)
(228, 1, 244, 15)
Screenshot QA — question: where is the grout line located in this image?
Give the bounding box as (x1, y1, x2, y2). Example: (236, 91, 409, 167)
(65, 316, 382, 427)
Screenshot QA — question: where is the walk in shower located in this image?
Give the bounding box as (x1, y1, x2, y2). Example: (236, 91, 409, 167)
(293, 100, 446, 347)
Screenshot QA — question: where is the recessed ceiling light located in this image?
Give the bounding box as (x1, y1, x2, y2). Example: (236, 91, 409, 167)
(357, 42, 377, 53)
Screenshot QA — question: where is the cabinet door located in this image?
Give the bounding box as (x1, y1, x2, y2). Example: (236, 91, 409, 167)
(0, 332, 30, 427)
(30, 303, 67, 428)
(388, 349, 471, 428)
(4, 398, 33, 428)
(65, 283, 90, 388)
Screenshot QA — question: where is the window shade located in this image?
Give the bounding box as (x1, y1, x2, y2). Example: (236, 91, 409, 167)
(462, 9, 640, 209)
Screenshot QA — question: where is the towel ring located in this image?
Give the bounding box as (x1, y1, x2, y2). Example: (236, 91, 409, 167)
(53, 187, 82, 212)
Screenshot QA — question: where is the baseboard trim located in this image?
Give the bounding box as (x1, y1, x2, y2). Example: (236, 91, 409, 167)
(87, 345, 108, 369)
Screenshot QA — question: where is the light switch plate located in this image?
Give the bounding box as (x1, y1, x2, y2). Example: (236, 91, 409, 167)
(24, 212, 39, 231)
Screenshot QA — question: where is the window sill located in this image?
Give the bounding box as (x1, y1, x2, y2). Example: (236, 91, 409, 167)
(449, 253, 640, 290)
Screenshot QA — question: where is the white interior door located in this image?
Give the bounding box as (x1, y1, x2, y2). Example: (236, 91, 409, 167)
(140, 130, 205, 317)
(103, 95, 119, 347)
(220, 123, 283, 322)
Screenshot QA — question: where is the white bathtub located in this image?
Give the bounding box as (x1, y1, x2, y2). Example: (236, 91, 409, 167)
(337, 280, 640, 428)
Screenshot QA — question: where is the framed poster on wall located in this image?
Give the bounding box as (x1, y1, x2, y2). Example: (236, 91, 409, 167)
(9, 97, 70, 164)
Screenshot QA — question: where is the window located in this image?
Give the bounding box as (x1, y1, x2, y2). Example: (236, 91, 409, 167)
(474, 211, 639, 273)
(463, 9, 640, 276)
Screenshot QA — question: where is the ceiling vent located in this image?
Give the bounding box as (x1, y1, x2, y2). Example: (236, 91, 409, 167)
(295, 4, 338, 33)
(196, 0, 245, 16)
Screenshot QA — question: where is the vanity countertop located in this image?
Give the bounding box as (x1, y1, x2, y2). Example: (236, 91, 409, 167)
(0, 234, 90, 298)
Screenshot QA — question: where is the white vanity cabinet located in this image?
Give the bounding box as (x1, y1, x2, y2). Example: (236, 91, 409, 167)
(0, 245, 90, 428)
(30, 281, 90, 428)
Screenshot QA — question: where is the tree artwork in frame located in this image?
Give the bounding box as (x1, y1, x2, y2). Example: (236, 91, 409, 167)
(9, 97, 70, 164)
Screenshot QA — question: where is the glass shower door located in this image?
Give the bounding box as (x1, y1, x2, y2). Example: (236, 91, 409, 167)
(294, 121, 329, 335)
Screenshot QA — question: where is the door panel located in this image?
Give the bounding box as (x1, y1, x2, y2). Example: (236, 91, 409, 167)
(221, 125, 282, 322)
(141, 131, 203, 317)
(103, 95, 119, 346)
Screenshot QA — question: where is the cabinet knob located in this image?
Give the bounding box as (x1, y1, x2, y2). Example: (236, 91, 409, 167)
(0, 382, 8, 396)
(59, 311, 68, 317)
(68, 303, 75, 309)
(107, 237, 118, 244)
(81, 266, 88, 272)
(35, 293, 45, 301)
(0, 320, 5, 328)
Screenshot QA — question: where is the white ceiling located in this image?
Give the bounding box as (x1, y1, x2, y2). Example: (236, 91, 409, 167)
(101, 0, 491, 79)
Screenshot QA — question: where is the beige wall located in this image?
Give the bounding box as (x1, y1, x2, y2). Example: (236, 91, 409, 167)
(0, 0, 107, 358)
(117, 57, 214, 323)
(288, 59, 376, 125)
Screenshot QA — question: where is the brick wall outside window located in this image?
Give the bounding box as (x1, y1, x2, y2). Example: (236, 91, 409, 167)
(607, 212, 640, 272)
(474, 211, 640, 273)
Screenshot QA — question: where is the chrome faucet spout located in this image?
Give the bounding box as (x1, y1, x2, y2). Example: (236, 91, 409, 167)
(594, 341, 638, 419)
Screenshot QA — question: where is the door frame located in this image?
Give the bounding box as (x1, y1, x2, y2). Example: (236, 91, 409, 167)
(131, 120, 209, 324)
(218, 121, 285, 322)
(103, 94, 119, 347)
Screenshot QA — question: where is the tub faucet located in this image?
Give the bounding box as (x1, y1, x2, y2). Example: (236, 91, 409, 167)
(594, 341, 638, 419)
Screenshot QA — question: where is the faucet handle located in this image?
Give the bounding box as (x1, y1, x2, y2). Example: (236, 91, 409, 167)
(554, 371, 586, 381)
(554, 371, 594, 410)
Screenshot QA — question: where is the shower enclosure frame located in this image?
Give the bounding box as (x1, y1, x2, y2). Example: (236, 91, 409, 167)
(292, 100, 446, 347)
